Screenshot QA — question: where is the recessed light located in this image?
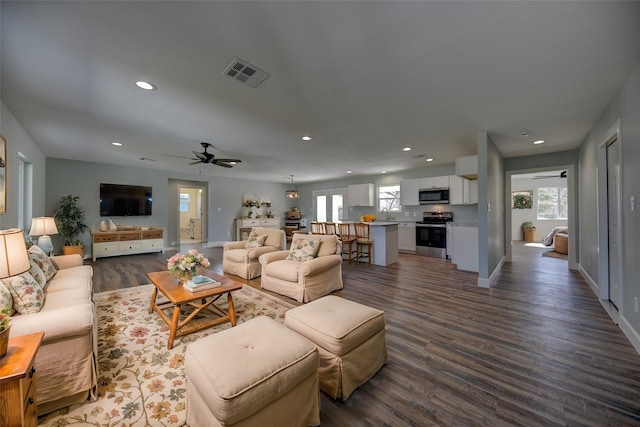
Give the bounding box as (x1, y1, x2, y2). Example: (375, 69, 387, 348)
(426, 158, 434, 162)
(112, 141, 122, 146)
(403, 147, 412, 151)
(533, 140, 545, 145)
(135, 81, 157, 90)
(302, 136, 312, 141)
(381, 171, 387, 174)
(346, 170, 353, 174)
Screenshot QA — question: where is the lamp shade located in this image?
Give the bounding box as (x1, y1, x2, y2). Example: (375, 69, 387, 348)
(0, 228, 30, 279)
(29, 217, 59, 236)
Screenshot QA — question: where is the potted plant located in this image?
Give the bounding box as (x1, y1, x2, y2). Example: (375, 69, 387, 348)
(0, 308, 11, 358)
(522, 221, 536, 242)
(54, 195, 89, 257)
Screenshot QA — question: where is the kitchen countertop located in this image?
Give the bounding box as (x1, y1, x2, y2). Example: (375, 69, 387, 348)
(449, 222, 478, 227)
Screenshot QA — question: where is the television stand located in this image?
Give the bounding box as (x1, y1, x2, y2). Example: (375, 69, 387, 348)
(91, 227, 164, 261)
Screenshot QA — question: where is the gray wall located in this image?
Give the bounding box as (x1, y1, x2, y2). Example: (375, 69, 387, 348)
(477, 132, 505, 284)
(0, 102, 47, 230)
(45, 158, 292, 255)
(578, 60, 640, 334)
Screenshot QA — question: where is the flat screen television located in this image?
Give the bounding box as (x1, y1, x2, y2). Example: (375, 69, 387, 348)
(100, 183, 152, 216)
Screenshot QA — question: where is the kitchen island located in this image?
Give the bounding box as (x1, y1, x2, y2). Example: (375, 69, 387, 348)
(367, 222, 398, 266)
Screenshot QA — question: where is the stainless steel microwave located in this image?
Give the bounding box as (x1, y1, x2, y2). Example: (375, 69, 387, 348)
(419, 188, 449, 204)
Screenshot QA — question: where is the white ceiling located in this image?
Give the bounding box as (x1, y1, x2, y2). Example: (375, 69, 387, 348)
(2, 1, 639, 184)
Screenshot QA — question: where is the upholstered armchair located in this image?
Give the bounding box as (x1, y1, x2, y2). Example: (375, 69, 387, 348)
(259, 233, 343, 302)
(223, 227, 286, 280)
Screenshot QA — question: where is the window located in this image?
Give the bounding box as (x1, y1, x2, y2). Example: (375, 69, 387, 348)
(378, 185, 400, 212)
(313, 189, 346, 222)
(537, 187, 568, 220)
(179, 193, 190, 212)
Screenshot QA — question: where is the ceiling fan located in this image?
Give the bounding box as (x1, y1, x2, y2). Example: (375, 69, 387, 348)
(533, 170, 567, 179)
(189, 142, 242, 168)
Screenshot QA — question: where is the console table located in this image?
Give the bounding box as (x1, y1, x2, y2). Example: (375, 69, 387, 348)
(92, 227, 164, 261)
(236, 218, 280, 241)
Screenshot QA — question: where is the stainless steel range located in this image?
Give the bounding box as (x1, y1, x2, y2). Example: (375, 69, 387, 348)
(416, 211, 453, 258)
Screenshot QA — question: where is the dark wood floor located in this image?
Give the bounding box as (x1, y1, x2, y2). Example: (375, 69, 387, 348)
(87, 242, 640, 426)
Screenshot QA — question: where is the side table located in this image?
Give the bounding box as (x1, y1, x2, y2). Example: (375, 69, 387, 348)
(0, 331, 45, 427)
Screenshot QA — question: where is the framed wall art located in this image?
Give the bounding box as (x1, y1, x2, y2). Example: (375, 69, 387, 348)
(512, 190, 533, 209)
(0, 135, 5, 215)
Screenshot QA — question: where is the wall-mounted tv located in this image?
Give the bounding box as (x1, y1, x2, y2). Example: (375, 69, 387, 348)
(100, 183, 152, 216)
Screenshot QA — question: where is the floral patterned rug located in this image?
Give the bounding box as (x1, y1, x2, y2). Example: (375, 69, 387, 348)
(38, 284, 295, 426)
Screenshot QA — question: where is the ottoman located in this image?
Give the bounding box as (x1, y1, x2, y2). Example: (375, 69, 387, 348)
(186, 316, 320, 427)
(284, 295, 387, 400)
(555, 232, 568, 254)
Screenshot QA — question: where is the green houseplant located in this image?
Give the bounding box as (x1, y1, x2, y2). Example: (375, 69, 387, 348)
(54, 195, 89, 256)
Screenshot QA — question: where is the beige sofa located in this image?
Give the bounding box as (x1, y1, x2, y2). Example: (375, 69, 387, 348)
(5, 251, 97, 415)
(223, 227, 286, 279)
(259, 233, 343, 302)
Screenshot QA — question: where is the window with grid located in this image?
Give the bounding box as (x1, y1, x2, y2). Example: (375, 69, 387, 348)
(378, 185, 401, 212)
(537, 187, 568, 220)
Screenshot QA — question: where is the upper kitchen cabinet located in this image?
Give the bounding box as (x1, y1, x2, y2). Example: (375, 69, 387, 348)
(419, 176, 450, 189)
(455, 155, 478, 180)
(400, 179, 419, 206)
(347, 183, 375, 206)
(449, 175, 478, 205)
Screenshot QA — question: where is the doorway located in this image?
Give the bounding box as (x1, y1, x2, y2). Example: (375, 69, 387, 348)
(178, 186, 207, 244)
(312, 189, 346, 222)
(505, 165, 576, 270)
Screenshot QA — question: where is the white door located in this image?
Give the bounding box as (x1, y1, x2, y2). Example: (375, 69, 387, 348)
(313, 190, 346, 222)
(607, 139, 622, 308)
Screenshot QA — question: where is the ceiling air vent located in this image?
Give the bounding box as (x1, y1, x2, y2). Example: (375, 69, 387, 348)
(222, 58, 270, 88)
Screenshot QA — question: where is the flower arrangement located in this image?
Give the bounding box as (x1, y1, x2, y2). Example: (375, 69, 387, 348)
(0, 308, 11, 332)
(243, 199, 260, 208)
(167, 249, 211, 282)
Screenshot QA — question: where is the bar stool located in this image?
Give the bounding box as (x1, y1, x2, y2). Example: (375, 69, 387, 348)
(354, 222, 372, 265)
(310, 222, 325, 234)
(337, 223, 356, 265)
(323, 222, 337, 235)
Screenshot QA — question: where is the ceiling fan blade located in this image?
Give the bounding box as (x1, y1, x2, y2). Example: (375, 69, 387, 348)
(213, 162, 233, 168)
(214, 158, 242, 163)
(188, 160, 203, 165)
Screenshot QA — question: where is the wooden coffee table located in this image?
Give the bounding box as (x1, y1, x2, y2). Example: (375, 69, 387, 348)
(147, 270, 243, 349)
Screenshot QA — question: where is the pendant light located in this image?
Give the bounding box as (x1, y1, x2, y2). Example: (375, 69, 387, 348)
(286, 175, 299, 199)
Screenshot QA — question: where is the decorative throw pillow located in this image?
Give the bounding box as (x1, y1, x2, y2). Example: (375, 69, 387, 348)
(244, 230, 265, 248)
(1, 272, 45, 315)
(28, 245, 57, 281)
(286, 239, 320, 262)
(0, 282, 14, 316)
(28, 259, 47, 290)
(245, 234, 268, 249)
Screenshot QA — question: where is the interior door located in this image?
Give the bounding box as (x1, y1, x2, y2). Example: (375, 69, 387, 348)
(607, 138, 621, 308)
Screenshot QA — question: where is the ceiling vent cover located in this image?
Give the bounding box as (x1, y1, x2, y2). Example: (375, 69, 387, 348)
(222, 58, 270, 88)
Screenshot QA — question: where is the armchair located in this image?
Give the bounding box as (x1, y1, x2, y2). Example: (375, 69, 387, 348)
(259, 233, 343, 302)
(223, 227, 286, 279)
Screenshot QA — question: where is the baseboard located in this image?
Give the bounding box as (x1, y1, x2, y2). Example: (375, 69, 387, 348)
(477, 255, 505, 288)
(619, 316, 640, 355)
(578, 263, 599, 296)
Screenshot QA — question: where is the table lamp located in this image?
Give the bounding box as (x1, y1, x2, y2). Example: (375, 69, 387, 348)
(0, 228, 30, 279)
(29, 217, 59, 255)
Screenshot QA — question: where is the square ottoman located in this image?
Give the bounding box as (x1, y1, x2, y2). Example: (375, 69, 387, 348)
(284, 295, 388, 400)
(186, 316, 320, 427)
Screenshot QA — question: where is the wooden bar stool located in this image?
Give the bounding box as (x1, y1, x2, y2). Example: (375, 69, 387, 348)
(323, 222, 337, 235)
(337, 223, 356, 265)
(354, 222, 372, 265)
(310, 222, 325, 235)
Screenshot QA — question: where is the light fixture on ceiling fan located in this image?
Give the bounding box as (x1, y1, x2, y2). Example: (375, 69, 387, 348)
(286, 175, 299, 199)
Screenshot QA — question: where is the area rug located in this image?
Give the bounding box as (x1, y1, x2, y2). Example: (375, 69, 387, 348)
(542, 249, 568, 260)
(38, 284, 295, 427)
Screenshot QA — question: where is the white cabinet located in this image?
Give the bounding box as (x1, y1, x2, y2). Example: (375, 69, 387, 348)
(456, 155, 478, 179)
(236, 218, 281, 240)
(449, 175, 478, 205)
(451, 225, 478, 272)
(398, 222, 416, 252)
(400, 179, 419, 206)
(419, 176, 449, 189)
(347, 183, 375, 206)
